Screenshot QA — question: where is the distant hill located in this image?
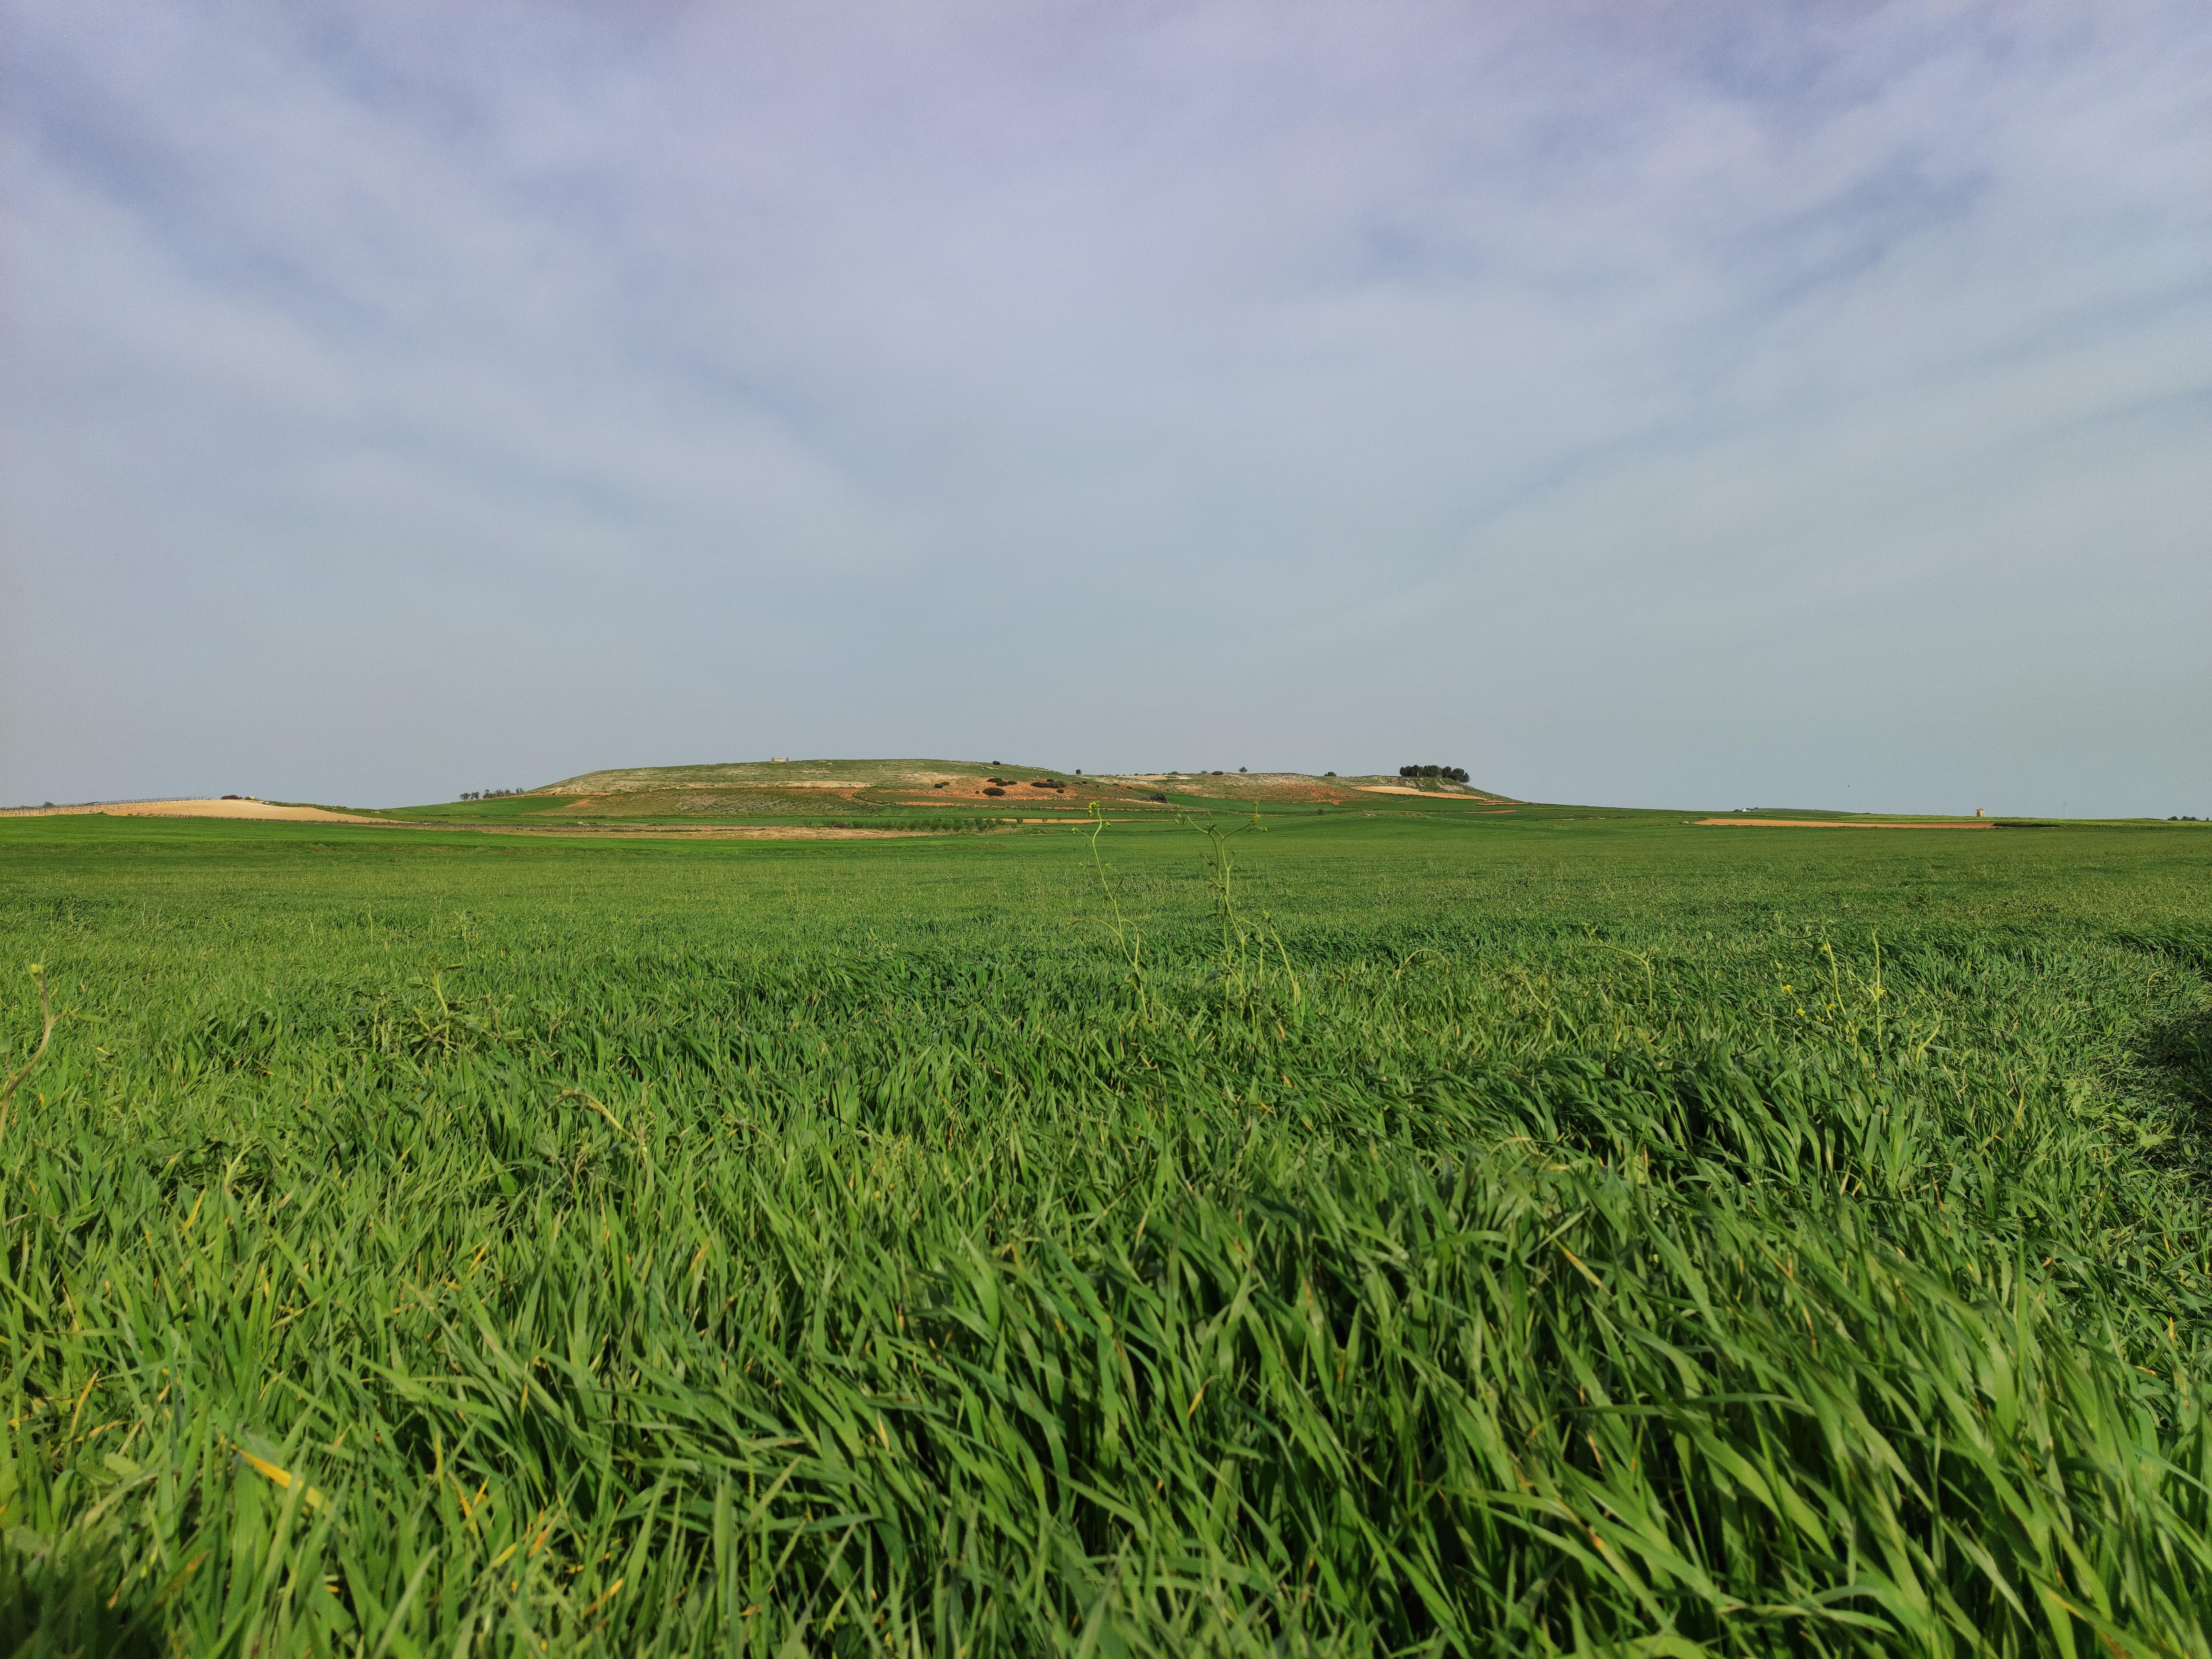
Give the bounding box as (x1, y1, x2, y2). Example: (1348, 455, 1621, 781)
(444, 759, 1520, 819)
(532, 758, 1140, 817)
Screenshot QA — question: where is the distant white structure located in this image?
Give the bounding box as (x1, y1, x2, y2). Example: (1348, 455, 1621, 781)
(770, 756, 790, 763)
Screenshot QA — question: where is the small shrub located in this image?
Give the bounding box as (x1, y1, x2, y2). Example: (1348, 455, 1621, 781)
(983, 787, 1005, 797)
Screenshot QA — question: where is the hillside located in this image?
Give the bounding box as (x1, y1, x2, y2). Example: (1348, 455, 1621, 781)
(1108, 769, 1517, 806)
(432, 758, 1523, 819)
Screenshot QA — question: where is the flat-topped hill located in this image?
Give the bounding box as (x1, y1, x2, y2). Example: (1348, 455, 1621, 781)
(403, 760, 1517, 821)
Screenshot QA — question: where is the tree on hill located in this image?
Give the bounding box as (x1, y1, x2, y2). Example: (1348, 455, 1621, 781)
(1399, 765, 1470, 783)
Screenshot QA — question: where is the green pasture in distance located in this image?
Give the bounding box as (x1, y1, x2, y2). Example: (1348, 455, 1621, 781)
(368, 792, 1532, 827)
(2, 810, 2210, 1655)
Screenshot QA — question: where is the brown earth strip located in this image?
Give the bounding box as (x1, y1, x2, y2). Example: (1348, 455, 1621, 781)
(0, 801, 963, 841)
(0, 799, 391, 824)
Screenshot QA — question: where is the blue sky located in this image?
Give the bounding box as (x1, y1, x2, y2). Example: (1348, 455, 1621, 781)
(4, 0, 2207, 813)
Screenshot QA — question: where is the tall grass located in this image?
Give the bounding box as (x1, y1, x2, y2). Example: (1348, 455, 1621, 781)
(0, 964, 53, 1134)
(1, 815, 2208, 1654)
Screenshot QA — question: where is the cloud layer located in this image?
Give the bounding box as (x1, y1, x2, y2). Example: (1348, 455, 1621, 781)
(6, 0, 2208, 812)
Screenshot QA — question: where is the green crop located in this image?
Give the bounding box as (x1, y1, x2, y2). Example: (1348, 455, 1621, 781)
(1, 811, 2208, 1655)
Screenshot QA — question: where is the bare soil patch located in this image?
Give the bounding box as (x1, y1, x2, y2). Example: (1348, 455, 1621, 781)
(0, 801, 951, 841)
(1, 799, 391, 825)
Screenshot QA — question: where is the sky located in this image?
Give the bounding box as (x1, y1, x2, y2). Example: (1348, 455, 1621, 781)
(3, 0, 2208, 815)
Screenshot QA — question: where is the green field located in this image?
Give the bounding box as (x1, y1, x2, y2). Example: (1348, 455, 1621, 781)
(3, 809, 2209, 1655)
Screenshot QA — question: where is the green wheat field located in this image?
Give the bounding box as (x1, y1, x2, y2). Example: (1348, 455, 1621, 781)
(3, 806, 2210, 1655)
